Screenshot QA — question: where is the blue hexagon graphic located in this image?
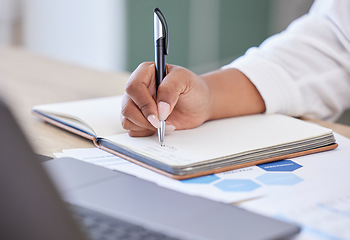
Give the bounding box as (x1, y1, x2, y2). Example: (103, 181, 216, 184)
(181, 174, 220, 184)
(214, 179, 261, 192)
(256, 173, 303, 186)
(257, 160, 302, 172)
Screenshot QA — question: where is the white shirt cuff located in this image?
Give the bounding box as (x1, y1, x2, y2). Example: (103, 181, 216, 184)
(222, 55, 304, 117)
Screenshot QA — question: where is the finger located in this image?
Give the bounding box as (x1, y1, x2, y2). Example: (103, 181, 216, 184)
(120, 115, 148, 131)
(156, 65, 192, 120)
(125, 62, 159, 121)
(121, 93, 155, 130)
(128, 129, 155, 137)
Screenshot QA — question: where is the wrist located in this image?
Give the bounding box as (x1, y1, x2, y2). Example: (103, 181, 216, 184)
(201, 68, 266, 121)
(201, 73, 219, 121)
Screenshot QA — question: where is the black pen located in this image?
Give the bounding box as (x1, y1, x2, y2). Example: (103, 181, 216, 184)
(154, 8, 169, 146)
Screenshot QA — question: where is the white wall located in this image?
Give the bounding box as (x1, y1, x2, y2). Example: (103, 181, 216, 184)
(22, 0, 127, 71)
(0, 0, 21, 45)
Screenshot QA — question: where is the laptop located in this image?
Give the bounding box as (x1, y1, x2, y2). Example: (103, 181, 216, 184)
(0, 98, 300, 240)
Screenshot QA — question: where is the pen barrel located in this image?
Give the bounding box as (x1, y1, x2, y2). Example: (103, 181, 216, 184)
(155, 44, 166, 90)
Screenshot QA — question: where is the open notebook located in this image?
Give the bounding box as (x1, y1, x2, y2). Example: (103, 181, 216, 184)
(33, 96, 337, 179)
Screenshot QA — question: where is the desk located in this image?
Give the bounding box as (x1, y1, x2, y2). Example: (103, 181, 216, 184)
(1, 47, 350, 158)
(0, 47, 129, 157)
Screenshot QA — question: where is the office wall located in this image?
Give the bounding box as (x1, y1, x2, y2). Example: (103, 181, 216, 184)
(125, 0, 190, 72)
(124, 0, 313, 74)
(125, 0, 271, 74)
(22, 0, 127, 71)
(0, 0, 21, 45)
(12, 0, 350, 124)
(217, 0, 270, 70)
(20, 0, 311, 74)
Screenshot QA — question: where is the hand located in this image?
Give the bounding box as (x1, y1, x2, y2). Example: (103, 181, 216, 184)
(121, 62, 211, 137)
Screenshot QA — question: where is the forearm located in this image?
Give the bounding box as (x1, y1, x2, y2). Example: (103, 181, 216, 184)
(201, 68, 265, 121)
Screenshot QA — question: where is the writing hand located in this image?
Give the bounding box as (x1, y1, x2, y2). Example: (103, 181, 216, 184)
(121, 62, 211, 137)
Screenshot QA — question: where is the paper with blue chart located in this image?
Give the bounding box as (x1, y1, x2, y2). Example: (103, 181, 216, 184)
(54, 132, 348, 204)
(55, 148, 301, 203)
(55, 132, 350, 240)
(54, 148, 303, 203)
(241, 133, 350, 240)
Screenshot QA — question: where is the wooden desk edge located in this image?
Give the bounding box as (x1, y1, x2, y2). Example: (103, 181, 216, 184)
(304, 118, 350, 139)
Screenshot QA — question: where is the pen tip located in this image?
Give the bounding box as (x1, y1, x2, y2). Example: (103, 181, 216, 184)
(158, 120, 166, 146)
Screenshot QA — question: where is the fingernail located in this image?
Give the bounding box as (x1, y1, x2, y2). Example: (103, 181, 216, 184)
(165, 124, 176, 132)
(147, 115, 161, 128)
(158, 101, 171, 121)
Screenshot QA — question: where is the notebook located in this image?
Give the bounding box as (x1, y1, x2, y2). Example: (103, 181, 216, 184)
(33, 96, 337, 179)
(0, 98, 301, 239)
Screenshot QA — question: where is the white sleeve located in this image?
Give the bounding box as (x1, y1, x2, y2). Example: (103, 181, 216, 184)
(223, 0, 350, 121)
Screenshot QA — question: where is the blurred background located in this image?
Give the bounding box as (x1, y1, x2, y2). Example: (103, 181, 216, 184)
(1, 0, 349, 124)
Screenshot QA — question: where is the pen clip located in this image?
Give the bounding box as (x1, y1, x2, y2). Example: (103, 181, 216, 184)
(154, 8, 169, 55)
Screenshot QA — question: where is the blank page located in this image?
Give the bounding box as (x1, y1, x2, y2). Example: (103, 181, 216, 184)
(106, 114, 333, 167)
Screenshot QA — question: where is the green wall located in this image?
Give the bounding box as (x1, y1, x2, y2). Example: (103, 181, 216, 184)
(219, 0, 270, 62)
(125, 0, 190, 71)
(125, 0, 270, 73)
